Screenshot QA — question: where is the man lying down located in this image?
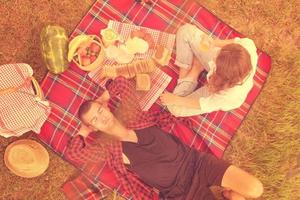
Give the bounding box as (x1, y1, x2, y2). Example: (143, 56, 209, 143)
(66, 77, 263, 200)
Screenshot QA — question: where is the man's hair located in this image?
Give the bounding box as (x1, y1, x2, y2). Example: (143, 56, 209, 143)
(78, 100, 94, 124)
(209, 43, 252, 93)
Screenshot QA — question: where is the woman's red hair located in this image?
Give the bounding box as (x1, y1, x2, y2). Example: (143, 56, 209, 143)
(209, 43, 252, 93)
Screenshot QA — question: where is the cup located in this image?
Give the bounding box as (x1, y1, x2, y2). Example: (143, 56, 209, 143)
(199, 34, 212, 52)
(100, 28, 119, 47)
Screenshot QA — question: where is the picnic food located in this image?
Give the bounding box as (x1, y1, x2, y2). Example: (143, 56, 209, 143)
(131, 30, 154, 48)
(115, 45, 135, 64)
(4, 139, 49, 178)
(102, 59, 156, 79)
(125, 37, 149, 54)
(100, 28, 119, 46)
(136, 73, 151, 91)
(105, 45, 121, 60)
(40, 25, 69, 74)
(152, 45, 171, 66)
(68, 34, 92, 61)
(76, 41, 101, 66)
(105, 44, 134, 64)
(68, 35, 105, 71)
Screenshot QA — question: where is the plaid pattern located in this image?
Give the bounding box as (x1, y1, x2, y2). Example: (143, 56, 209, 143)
(63, 173, 111, 200)
(0, 63, 50, 138)
(64, 76, 193, 199)
(88, 20, 176, 66)
(89, 20, 174, 111)
(38, 0, 271, 199)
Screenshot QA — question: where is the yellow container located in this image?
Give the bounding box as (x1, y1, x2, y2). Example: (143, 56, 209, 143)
(72, 35, 105, 72)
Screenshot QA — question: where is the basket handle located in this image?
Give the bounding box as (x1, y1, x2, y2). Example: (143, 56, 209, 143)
(31, 77, 44, 100)
(0, 77, 44, 100)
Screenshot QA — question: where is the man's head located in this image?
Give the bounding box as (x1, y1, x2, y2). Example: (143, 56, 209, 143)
(78, 100, 115, 132)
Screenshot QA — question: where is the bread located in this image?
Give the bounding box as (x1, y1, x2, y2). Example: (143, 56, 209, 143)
(136, 73, 151, 91)
(130, 30, 154, 48)
(102, 59, 156, 79)
(128, 63, 136, 78)
(103, 66, 117, 78)
(131, 30, 145, 39)
(152, 45, 171, 66)
(125, 37, 149, 54)
(133, 59, 156, 74)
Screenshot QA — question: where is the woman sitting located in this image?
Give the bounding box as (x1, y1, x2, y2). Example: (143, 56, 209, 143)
(160, 23, 258, 116)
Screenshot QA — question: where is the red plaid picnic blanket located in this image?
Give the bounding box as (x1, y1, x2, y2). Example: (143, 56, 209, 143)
(38, 0, 271, 199)
(89, 20, 174, 111)
(91, 67, 172, 111)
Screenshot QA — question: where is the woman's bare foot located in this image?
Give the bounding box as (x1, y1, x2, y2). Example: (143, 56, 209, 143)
(178, 67, 190, 79)
(177, 58, 204, 81)
(185, 57, 205, 81)
(173, 58, 205, 96)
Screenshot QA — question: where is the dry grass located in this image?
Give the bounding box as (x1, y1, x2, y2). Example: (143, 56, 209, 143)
(0, 0, 300, 200)
(198, 1, 300, 200)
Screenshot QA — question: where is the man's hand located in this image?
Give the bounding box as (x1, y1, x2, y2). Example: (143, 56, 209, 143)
(78, 123, 93, 138)
(95, 90, 110, 104)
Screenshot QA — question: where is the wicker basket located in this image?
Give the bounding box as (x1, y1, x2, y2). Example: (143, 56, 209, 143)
(0, 76, 44, 100)
(73, 35, 105, 72)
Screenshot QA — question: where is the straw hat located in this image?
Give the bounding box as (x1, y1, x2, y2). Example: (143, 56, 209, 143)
(4, 139, 50, 178)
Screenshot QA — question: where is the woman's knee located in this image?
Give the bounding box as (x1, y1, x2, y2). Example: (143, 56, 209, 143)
(177, 23, 197, 40)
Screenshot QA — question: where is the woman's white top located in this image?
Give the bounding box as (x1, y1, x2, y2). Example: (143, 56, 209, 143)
(198, 37, 258, 114)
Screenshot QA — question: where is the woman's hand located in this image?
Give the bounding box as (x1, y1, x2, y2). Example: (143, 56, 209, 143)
(160, 92, 201, 109)
(160, 92, 183, 106)
(213, 38, 235, 47)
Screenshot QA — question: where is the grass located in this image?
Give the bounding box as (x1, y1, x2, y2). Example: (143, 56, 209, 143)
(0, 0, 300, 199)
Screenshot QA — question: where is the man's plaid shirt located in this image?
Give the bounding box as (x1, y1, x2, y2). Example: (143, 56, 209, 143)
(65, 77, 193, 199)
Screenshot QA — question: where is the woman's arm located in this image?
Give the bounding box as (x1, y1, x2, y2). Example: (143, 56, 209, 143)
(213, 38, 235, 47)
(160, 92, 201, 109)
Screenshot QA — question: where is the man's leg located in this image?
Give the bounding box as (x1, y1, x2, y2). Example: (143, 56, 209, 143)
(196, 152, 263, 200)
(221, 165, 263, 200)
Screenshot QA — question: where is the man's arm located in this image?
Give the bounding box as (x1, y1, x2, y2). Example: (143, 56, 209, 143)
(66, 125, 106, 164)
